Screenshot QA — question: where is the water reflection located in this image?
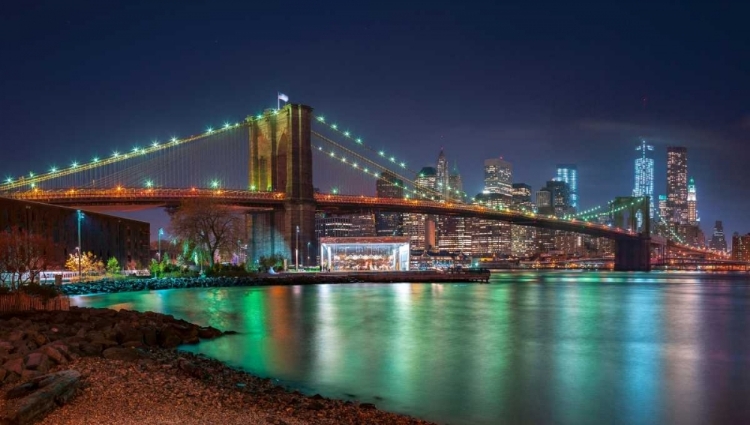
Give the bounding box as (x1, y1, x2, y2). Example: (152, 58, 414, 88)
(72, 272, 750, 425)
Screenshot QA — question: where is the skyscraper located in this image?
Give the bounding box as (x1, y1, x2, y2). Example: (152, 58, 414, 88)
(687, 177, 698, 225)
(632, 140, 655, 220)
(709, 221, 727, 252)
(448, 163, 463, 202)
(511, 183, 536, 256)
(666, 146, 688, 223)
(731, 233, 750, 262)
(436, 149, 449, 199)
(556, 164, 578, 211)
(484, 157, 513, 197)
(375, 171, 404, 236)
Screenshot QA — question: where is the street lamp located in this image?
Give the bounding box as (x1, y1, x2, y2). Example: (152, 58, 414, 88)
(307, 242, 311, 267)
(158, 228, 164, 262)
(76, 210, 84, 280)
(295, 225, 300, 271)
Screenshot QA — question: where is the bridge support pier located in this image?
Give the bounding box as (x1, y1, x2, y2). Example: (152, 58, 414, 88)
(246, 103, 316, 268)
(614, 237, 651, 271)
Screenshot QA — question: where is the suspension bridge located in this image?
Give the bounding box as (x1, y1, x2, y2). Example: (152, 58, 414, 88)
(0, 103, 718, 271)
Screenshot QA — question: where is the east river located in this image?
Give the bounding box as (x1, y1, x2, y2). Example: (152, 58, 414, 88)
(72, 271, 750, 425)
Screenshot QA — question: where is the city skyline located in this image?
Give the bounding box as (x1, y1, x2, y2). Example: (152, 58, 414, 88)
(1, 2, 747, 238)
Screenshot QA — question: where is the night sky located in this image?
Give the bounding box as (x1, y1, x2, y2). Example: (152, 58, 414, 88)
(2, 1, 748, 240)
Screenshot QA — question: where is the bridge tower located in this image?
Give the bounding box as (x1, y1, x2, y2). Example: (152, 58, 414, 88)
(246, 104, 316, 267)
(610, 196, 651, 271)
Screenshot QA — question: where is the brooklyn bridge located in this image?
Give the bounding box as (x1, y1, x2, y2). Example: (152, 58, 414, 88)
(0, 103, 717, 271)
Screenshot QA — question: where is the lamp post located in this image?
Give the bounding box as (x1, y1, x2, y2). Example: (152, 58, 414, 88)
(295, 225, 300, 271)
(76, 210, 84, 280)
(307, 242, 311, 267)
(158, 228, 164, 262)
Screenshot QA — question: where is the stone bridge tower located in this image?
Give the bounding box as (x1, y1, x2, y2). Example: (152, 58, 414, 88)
(246, 104, 316, 267)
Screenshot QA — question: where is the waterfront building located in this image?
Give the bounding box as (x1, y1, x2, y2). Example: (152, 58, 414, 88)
(0, 196, 149, 268)
(632, 140, 655, 221)
(710, 221, 728, 252)
(315, 213, 375, 238)
(375, 171, 404, 236)
(731, 233, 750, 262)
(319, 236, 410, 271)
(556, 164, 578, 211)
(666, 146, 688, 224)
(484, 157, 513, 197)
(687, 177, 698, 225)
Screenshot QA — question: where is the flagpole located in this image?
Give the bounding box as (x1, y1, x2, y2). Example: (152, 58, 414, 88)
(277, 92, 280, 111)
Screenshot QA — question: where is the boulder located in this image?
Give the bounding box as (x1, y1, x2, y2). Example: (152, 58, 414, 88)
(24, 353, 50, 374)
(3, 357, 25, 376)
(40, 345, 67, 365)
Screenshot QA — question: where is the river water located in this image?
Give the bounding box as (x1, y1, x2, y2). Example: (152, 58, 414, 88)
(71, 272, 750, 425)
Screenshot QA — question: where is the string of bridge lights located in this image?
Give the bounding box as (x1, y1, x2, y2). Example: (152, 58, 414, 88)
(313, 114, 469, 199)
(1, 121, 243, 191)
(313, 143, 445, 200)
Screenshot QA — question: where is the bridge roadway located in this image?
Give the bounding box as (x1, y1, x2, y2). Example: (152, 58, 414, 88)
(8, 187, 643, 241)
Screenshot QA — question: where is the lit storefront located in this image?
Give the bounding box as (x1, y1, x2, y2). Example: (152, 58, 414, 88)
(320, 237, 410, 271)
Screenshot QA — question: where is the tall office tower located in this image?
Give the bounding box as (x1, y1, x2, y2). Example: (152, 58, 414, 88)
(484, 157, 513, 196)
(666, 146, 688, 223)
(470, 193, 511, 256)
(375, 171, 404, 236)
(448, 164, 463, 202)
(436, 149, 449, 199)
(731, 233, 750, 261)
(511, 183, 536, 257)
(415, 166, 438, 197)
(658, 195, 668, 221)
(710, 221, 727, 252)
(632, 140, 655, 219)
(687, 177, 698, 225)
(546, 180, 571, 218)
(556, 164, 578, 211)
(405, 167, 438, 251)
(536, 189, 553, 215)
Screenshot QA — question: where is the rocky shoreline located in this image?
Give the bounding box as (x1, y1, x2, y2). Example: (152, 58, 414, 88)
(1, 307, 434, 424)
(58, 275, 367, 296)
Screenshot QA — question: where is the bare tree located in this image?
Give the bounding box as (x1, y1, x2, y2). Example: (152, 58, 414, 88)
(0, 227, 57, 289)
(169, 197, 244, 267)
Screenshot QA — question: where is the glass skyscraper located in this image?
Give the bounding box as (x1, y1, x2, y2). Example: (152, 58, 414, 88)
(556, 164, 578, 211)
(632, 140, 655, 220)
(484, 157, 513, 197)
(667, 146, 688, 223)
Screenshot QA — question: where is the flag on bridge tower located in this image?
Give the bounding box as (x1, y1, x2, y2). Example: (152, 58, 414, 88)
(277, 92, 289, 110)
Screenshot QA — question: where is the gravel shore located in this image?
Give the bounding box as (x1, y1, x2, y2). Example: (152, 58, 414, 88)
(1, 308, 435, 425)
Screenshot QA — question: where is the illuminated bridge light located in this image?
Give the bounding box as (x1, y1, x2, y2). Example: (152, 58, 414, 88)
(171, 137, 177, 143)
(71, 161, 78, 168)
(379, 151, 385, 157)
(331, 124, 338, 129)
(224, 122, 230, 128)
(400, 162, 405, 167)
(113, 151, 120, 158)
(356, 138, 362, 143)
(152, 141, 159, 147)
(211, 180, 219, 188)
(206, 127, 214, 133)
(92, 157, 99, 163)
(5, 177, 12, 183)
(317, 116, 325, 122)
(50, 167, 57, 173)
(133, 147, 140, 153)
(332, 188, 338, 194)
(29, 172, 34, 177)
(343, 131, 350, 137)
(330, 151, 335, 157)
(145, 180, 153, 188)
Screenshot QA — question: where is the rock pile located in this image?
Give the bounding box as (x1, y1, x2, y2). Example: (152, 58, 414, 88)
(59, 275, 365, 296)
(0, 307, 223, 384)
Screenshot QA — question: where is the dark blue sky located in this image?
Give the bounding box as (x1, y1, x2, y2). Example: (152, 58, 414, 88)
(1, 1, 748, 238)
